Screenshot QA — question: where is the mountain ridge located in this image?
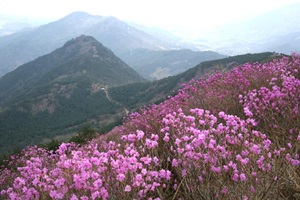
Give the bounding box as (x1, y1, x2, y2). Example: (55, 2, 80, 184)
(0, 12, 178, 76)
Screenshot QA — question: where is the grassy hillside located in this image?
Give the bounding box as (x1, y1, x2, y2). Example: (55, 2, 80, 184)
(1, 53, 299, 199)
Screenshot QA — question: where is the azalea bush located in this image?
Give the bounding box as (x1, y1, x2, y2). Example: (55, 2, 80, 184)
(1, 54, 300, 199)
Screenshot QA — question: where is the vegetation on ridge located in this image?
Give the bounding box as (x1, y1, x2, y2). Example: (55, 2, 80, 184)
(1, 54, 299, 199)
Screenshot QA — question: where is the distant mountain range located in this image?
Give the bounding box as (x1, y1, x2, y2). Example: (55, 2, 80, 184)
(0, 34, 279, 153)
(0, 12, 226, 79)
(0, 12, 173, 76)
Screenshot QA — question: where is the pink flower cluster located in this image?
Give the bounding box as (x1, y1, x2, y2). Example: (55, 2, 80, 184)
(1, 54, 300, 199)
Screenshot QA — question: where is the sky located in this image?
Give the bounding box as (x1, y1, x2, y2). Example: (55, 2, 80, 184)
(1, 0, 300, 37)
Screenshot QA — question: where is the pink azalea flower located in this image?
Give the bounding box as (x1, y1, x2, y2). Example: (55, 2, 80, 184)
(124, 185, 131, 192)
(240, 173, 247, 181)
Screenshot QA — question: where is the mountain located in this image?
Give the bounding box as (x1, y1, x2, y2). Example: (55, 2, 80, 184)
(0, 12, 101, 75)
(0, 35, 144, 105)
(121, 48, 226, 80)
(84, 16, 174, 55)
(126, 22, 200, 51)
(0, 35, 144, 153)
(0, 12, 176, 77)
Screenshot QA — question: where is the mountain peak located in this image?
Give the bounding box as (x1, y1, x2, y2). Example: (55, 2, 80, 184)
(61, 35, 119, 60)
(40, 35, 145, 85)
(73, 34, 94, 40)
(62, 11, 98, 20)
(64, 35, 99, 50)
(55, 12, 103, 27)
(67, 11, 92, 17)
(65, 35, 102, 46)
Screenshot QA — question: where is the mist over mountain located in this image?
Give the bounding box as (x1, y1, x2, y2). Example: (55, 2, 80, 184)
(125, 22, 200, 51)
(121, 48, 226, 80)
(1, 3, 298, 78)
(189, 3, 300, 55)
(0, 14, 47, 36)
(0, 22, 32, 36)
(84, 16, 175, 53)
(0, 12, 99, 75)
(0, 12, 178, 76)
(264, 31, 300, 54)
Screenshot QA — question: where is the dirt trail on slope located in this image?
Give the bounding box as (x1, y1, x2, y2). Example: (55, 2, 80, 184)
(103, 88, 129, 115)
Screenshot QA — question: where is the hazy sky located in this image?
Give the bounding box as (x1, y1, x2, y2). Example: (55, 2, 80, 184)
(1, 0, 300, 36)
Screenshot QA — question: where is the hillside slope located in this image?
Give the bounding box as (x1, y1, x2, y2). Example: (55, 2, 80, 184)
(0, 35, 144, 153)
(1, 53, 299, 200)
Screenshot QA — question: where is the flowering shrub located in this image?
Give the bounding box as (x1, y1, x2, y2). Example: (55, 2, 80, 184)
(1, 54, 300, 199)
